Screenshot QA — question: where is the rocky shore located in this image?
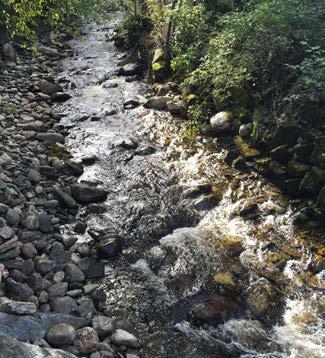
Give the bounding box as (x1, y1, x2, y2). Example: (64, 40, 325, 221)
(0, 37, 141, 357)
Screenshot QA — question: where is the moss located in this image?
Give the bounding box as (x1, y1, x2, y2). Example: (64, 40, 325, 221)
(47, 143, 71, 160)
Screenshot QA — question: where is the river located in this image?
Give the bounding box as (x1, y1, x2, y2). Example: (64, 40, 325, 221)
(55, 13, 325, 358)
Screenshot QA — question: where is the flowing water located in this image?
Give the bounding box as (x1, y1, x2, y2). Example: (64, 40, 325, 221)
(55, 13, 325, 358)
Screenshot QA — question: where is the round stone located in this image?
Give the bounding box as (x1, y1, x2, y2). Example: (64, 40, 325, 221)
(46, 323, 76, 347)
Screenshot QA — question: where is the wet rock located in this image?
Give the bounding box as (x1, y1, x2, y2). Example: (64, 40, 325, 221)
(6, 278, 34, 301)
(317, 187, 325, 211)
(2, 43, 17, 65)
(51, 296, 77, 315)
(0, 312, 45, 341)
(74, 327, 99, 355)
(270, 145, 291, 163)
(270, 125, 300, 149)
(0, 297, 36, 315)
(119, 63, 141, 76)
(0, 331, 76, 358)
(123, 97, 140, 109)
(110, 329, 141, 349)
(195, 194, 221, 211)
(190, 296, 238, 326)
(46, 323, 76, 347)
(74, 221, 87, 234)
(299, 167, 325, 195)
(143, 97, 168, 110)
(51, 92, 72, 102)
(92, 316, 116, 338)
(70, 183, 107, 204)
(82, 155, 98, 165)
(97, 238, 122, 258)
(65, 160, 84, 177)
(210, 111, 234, 133)
(38, 80, 62, 96)
(36, 132, 65, 144)
(287, 160, 310, 177)
(53, 187, 78, 209)
(65, 263, 85, 283)
(234, 136, 260, 159)
(113, 137, 138, 150)
(78, 257, 105, 279)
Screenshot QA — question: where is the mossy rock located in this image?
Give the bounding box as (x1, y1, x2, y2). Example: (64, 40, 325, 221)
(152, 48, 166, 81)
(48, 143, 71, 160)
(299, 167, 325, 195)
(213, 272, 236, 287)
(234, 136, 261, 159)
(270, 145, 291, 163)
(287, 160, 310, 177)
(269, 125, 301, 149)
(269, 161, 287, 179)
(310, 145, 325, 168)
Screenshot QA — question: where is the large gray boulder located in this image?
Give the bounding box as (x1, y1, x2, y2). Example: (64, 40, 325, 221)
(0, 330, 76, 358)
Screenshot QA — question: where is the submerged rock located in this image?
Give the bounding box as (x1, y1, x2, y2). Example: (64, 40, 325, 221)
(70, 184, 107, 204)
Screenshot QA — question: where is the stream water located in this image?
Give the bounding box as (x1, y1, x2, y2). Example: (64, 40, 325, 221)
(55, 13, 324, 358)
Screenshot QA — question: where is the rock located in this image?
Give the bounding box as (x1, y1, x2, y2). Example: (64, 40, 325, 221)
(110, 329, 141, 349)
(28, 169, 41, 183)
(317, 187, 325, 211)
(0, 331, 76, 358)
(190, 296, 238, 325)
(270, 125, 300, 149)
(233, 156, 249, 172)
(65, 160, 84, 177)
(299, 167, 325, 195)
(0, 226, 13, 240)
(48, 282, 68, 300)
(74, 327, 99, 355)
(82, 155, 98, 166)
(40, 313, 87, 331)
(51, 296, 77, 315)
(234, 136, 260, 159)
(119, 63, 141, 76)
(0, 153, 12, 166)
(22, 206, 39, 230)
(143, 97, 168, 110)
(270, 145, 291, 163)
(38, 213, 52, 233)
(76, 297, 96, 318)
(210, 112, 233, 133)
(287, 160, 310, 177)
(194, 194, 221, 211)
(239, 123, 252, 138)
(39, 80, 62, 96)
(6, 278, 34, 301)
(5, 208, 21, 226)
(92, 316, 116, 338)
(53, 187, 78, 209)
(36, 132, 65, 144)
(0, 237, 18, 254)
(21, 243, 38, 259)
(0, 297, 36, 315)
(97, 238, 122, 258)
(0, 312, 45, 341)
(113, 137, 138, 149)
(35, 257, 54, 276)
(78, 257, 105, 279)
(123, 97, 140, 109)
(2, 43, 16, 65)
(74, 221, 87, 234)
(70, 184, 107, 204)
(46, 323, 76, 347)
(51, 92, 72, 102)
(65, 263, 85, 283)
(166, 100, 187, 117)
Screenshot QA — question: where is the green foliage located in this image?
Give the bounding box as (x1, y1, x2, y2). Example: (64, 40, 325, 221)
(0, 0, 110, 44)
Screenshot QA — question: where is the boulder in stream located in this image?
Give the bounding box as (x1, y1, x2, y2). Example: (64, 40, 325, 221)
(70, 183, 107, 204)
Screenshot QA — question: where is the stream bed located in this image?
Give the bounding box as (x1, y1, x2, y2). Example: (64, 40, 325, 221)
(55, 13, 324, 358)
